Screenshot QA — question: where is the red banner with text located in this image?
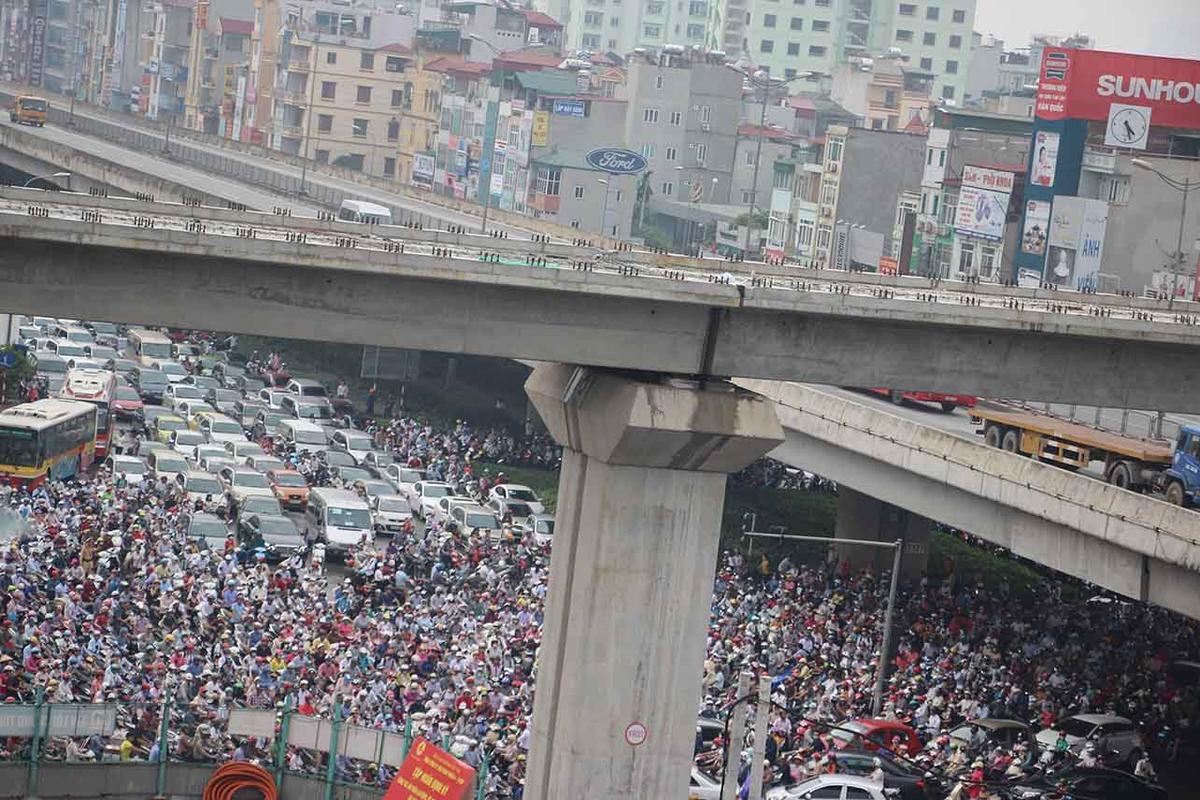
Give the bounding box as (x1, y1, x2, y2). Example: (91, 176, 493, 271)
(383, 738, 476, 800)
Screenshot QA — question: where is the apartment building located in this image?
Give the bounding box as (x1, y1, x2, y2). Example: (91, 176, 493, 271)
(551, 0, 723, 56)
(829, 54, 932, 130)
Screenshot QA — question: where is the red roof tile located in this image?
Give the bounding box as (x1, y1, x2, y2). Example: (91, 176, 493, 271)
(522, 9, 563, 28)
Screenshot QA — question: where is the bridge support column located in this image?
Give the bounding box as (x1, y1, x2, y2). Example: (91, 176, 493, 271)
(523, 363, 782, 800)
(835, 487, 930, 582)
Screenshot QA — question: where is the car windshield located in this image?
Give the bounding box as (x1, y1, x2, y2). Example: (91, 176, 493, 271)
(173, 387, 203, 399)
(272, 473, 307, 488)
(298, 384, 328, 397)
(831, 722, 868, 745)
(214, 390, 239, 402)
(236, 473, 270, 489)
(369, 452, 394, 466)
(465, 512, 499, 529)
(1052, 718, 1098, 738)
(158, 362, 186, 376)
(241, 497, 282, 515)
(174, 432, 203, 445)
(139, 372, 167, 386)
(190, 518, 227, 538)
(423, 485, 450, 498)
(156, 456, 187, 472)
(157, 418, 185, 432)
(211, 420, 241, 434)
(343, 435, 371, 449)
(506, 502, 532, 517)
(537, 519, 554, 535)
(507, 488, 538, 501)
(378, 497, 407, 512)
(186, 476, 222, 494)
(398, 470, 423, 483)
(241, 378, 266, 392)
(298, 403, 332, 419)
(113, 459, 146, 474)
(55, 343, 86, 357)
(328, 507, 371, 529)
(257, 516, 298, 536)
(337, 468, 371, 482)
(296, 430, 327, 444)
(116, 386, 139, 401)
(37, 359, 67, 374)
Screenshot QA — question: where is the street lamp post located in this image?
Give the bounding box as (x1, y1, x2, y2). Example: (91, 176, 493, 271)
(22, 172, 71, 189)
(1132, 157, 1195, 309)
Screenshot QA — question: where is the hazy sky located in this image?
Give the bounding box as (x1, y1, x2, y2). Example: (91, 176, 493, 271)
(974, 0, 1200, 59)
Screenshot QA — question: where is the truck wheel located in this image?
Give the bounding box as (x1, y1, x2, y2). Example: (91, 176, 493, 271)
(940, 402, 956, 413)
(1108, 461, 1134, 490)
(983, 424, 1002, 448)
(1166, 481, 1186, 506)
(1001, 430, 1020, 453)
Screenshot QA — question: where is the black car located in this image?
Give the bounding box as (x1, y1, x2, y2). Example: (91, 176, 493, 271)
(830, 750, 941, 799)
(237, 513, 303, 562)
(1009, 766, 1167, 800)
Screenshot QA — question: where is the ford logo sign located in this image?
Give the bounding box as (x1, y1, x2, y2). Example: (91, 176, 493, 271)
(586, 147, 648, 175)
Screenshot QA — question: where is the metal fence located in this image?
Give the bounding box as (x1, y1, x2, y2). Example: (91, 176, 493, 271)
(0, 695, 489, 800)
(999, 400, 1187, 442)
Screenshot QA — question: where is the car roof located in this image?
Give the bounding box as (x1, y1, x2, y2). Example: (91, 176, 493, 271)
(189, 512, 224, 524)
(1068, 713, 1130, 725)
(798, 774, 882, 788)
(965, 718, 1030, 730)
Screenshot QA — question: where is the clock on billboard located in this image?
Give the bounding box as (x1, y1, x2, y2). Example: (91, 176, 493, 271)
(1104, 103, 1151, 150)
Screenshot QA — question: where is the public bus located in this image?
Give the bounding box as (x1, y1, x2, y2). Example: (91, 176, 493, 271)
(0, 399, 97, 487)
(128, 329, 173, 365)
(59, 368, 117, 458)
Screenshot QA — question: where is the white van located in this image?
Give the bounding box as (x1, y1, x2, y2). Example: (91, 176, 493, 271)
(337, 199, 392, 225)
(307, 488, 373, 554)
(329, 428, 374, 464)
(279, 419, 329, 454)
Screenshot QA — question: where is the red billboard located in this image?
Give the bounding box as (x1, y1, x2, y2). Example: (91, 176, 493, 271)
(383, 738, 475, 800)
(1035, 48, 1200, 130)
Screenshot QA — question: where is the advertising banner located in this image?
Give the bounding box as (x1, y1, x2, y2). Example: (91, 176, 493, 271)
(1045, 196, 1107, 289)
(1021, 200, 1050, 256)
(1036, 47, 1200, 129)
(411, 153, 435, 189)
(531, 111, 549, 146)
(552, 99, 585, 117)
(953, 165, 1014, 241)
(1030, 131, 1060, 189)
(27, 0, 48, 87)
(383, 737, 475, 800)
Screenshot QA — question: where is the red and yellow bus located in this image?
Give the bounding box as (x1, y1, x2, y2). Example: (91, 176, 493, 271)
(59, 368, 117, 458)
(0, 399, 97, 488)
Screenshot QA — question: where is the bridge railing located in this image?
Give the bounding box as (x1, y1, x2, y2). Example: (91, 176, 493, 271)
(0, 695, 490, 800)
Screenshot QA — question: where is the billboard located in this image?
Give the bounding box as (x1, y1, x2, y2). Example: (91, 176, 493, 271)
(1045, 196, 1108, 289)
(1021, 200, 1050, 257)
(27, 0, 48, 87)
(953, 166, 1014, 241)
(1035, 47, 1200, 129)
(1030, 131, 1059, 188)
(531, 111, 549, 146)
(411, 153, 435, 189)
(384, 737, 475, 800)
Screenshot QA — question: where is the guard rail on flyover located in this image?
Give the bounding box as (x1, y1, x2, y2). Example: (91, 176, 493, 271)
(2, 189, 1200, 410)
(740, 380, 1200, 619)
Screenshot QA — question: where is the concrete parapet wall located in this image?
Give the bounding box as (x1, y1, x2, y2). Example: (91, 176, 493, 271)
(742, 380, 1200, 619)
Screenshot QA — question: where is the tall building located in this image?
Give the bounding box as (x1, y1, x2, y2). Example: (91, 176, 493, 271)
(550, 0, 726, 56)
(740, 0, 975, 103)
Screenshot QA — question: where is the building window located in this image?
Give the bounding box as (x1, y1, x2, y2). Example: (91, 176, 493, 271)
(745, 150, 755, 166)
(536, 167, 562, 196)
(938, 150, 945, 167)
(661, 181, 673, 196)
(940, 195, 956, 225)
(641, 143, 656, 158)
(387, 119, 399, 141)
(958, 242, 975, 275)
(352, 118, 368, 137)
(809, 45, 826, 56)
(814, 0, 829, 5)
(980, 246, 997, 279)
(896, 29, 912, 42)
(923, 32, 935, 46)
(360, 52, 374, 70)
(648, 0, 664, 11)
(385, 56, 406, 73)
(926, 148, 934, 166)
(643, 108, 659, 123)
(945, 60, 958, 74)
(816, 224, 831, 249)
(760, 39, 774, 52)
(696, 143, 707, 163)
(687, 23, 705, 37)
(356, 85, 371, 103)
(797, 221, 813, 248)
(764, 13, 776, 26)
(700, 105, 711, 123)
(317, 114, 333, 133)
(826, 138, 842, 162)
(812, 19, 829, 31)
(665, 145, 677, 161)
(931, 193, 939, 215)
(926, 5, 939, 20)
(741, 189, 754, 204)
(820, 181, 836, 205)
(952, 8, 965, 22)
(920, 57, 932, 70)
(584, 11, 602, 24)
(787, 42, 801, 55)
(391, 89, 404, 108)
(611, 17, 619, 26)
(1101, 175, 1131, 205)
(644, 23, 661, 36)
(689, 0, 707, 14)
(315, 149, 329, 163)
(581, 33, 601, 48)
(942, 84, 955, 99)
(790, 16, 802, 29)
(670, 110, 682, 125)
(949, 34, 962, 48)
(321, 81, 336, 100)
(326, 51, 336, 64)
(574, 185, 585, 199)
(383, 157, 395, 177)
(898, 2, 915, 14)
(655, 75, 664, 89)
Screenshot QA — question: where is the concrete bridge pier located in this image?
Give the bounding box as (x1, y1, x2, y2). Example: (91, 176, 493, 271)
(522, 363, 783, 800)
(834, 487, 931, 582)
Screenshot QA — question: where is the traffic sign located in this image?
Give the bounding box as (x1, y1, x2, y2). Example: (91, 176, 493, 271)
(0, 353, 16, 370)
(624, 721, 648, 746)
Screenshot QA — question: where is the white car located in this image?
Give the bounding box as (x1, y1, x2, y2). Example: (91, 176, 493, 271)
(218, 467, 275, 508)
(409, 481, 455, 520)
(105, 454, 148, 484)
(175, 399, 217, 423)
(153, 359, 189, 384)
(168, 429, 206, 458)
(258, 387, 288, 410)
(688, 767, 721, 800)
(371, 494, 412, 535)
(432, 495, 476, 526)
(197, 414, 247, 445)
(330, 429, 374, 464)
(515, 513, 555, 545)
(223, 440, 267, 461)
(175, 470, 225, 505)
(163, 383, 205, 411)
(446, 504, 501, 541)
(386, 465, 426, 501)
(490, 483, 546, 515)
(765, 774, 895, 800)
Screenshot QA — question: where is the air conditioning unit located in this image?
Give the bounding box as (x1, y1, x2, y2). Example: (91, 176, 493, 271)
(828, 162, 838, 173)
(701, 122, 710, 131)
(820, 205, 833, 217)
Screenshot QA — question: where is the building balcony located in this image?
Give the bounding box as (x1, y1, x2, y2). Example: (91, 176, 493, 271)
(1081, 148, 1119, 174)
(281, 124, 305, 138)
(281, 91, 308, 106)
(288, 58, 310, 72)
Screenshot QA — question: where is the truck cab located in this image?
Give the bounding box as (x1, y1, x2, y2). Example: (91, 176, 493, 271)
(1167, 425, 1200, 506)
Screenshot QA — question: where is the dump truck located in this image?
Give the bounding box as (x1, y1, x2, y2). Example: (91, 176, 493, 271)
(970, 403, 1200, 507)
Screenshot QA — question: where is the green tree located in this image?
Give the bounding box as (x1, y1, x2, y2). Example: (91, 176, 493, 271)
(0, 346, 35, 404)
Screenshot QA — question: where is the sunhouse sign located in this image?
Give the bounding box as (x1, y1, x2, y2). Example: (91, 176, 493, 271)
(1035, 47, 1200, 129)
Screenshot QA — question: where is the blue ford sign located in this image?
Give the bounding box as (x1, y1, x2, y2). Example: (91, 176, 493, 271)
(586, 147, 647, 175)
